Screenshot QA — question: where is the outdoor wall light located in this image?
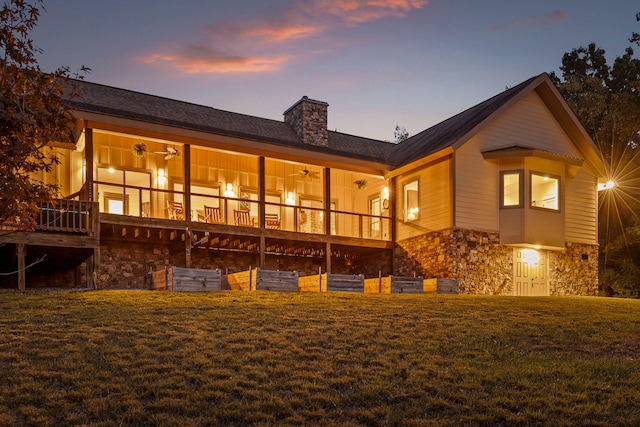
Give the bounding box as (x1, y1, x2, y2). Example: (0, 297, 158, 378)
(597, 180, 615, 191)
(157, 168, 166, 186)
(223, 183, 235, 198)
(286, 192, 296, 205)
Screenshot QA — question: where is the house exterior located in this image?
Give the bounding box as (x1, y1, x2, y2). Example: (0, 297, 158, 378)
(0, 73, 606, 295)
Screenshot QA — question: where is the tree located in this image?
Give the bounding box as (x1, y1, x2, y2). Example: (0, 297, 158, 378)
(0, 0, 81, 230)
(394, 125, 409, 143)
(551, 20, 640, 296)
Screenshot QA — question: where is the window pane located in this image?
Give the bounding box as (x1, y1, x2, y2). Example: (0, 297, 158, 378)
(503, 173, 520, 207)
(531, 174, 558, 210)
(404, 180, 419, 221)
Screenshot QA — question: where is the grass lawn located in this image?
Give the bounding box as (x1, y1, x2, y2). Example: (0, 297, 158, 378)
(0, 291, 639, 426)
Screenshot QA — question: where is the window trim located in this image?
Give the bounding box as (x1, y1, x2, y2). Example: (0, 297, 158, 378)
(529, 171, 561, 212)
(500, 170, 524, 209)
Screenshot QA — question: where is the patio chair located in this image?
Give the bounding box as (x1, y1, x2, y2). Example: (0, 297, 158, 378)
(265, 213, 281, 230)
(203, 205, 224, 224)
(234, 210, 255, 227)
(167, 200, 184, 220)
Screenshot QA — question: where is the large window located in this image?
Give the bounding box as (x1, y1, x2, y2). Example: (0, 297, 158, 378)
(403, 179, 419, 222)
(531, 173, 559, 210)
(501, 171, 523, 208)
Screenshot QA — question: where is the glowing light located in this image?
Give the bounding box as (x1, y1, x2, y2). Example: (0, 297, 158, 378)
(522, 248, 540, 263)
(286, 192, 296, 205)
(223, 183, 235, 198)
(157, 168, 166, 186)
(597, 180, 616, 191)
(108, 167, 115, 173)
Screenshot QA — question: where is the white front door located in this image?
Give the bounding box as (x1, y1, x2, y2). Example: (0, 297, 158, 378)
(513, 248, 548, 296)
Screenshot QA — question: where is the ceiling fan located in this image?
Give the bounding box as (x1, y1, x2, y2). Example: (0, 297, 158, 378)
(153, 146, 180, 160)
(289, 168, 320, 180)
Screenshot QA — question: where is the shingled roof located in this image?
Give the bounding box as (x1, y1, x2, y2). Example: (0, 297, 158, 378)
(387, 74, 541, 167)
(68, 79, 391, 163)
(68, 74, 553, 169)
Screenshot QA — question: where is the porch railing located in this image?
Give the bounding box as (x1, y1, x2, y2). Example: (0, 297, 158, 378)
(36, 199, 99, 235)
(93, 182, 391, 241)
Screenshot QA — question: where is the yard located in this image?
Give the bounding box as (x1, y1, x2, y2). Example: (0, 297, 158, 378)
(0, 291, 639, 426)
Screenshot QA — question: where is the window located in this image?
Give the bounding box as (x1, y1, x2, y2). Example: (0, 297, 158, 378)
(403, 179, 419, 221)
(501, 171, 523, 208)
(531, 173, 559, 210)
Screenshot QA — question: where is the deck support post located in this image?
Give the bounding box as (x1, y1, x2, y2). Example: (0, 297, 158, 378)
(17, 243, 26, 290)
(86, 247, 98, 289)
(325, 242, 331, 274)
(259, 235, 265, 269)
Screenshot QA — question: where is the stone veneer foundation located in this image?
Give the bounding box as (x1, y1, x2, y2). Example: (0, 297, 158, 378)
(394, 227, 599, 296)
(97, 238, 386, 289)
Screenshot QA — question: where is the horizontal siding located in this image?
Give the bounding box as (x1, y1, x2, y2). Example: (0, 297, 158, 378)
(480, 92, 582, 158)
(455, 91, 587, 232)
(455, 136, 498, 230)
(395, 158, 452, 241)
(565, 169, 597, 244)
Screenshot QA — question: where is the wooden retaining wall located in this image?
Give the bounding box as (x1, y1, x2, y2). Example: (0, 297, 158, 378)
(151, 267, 222, 292)
(299, 273, 365, 293)
(227, 269, 299, 291)
(364, 276, 424, 294)
(424, 278, 459, 294)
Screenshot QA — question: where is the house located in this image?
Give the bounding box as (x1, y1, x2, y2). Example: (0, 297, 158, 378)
(0, 73, 606, 295)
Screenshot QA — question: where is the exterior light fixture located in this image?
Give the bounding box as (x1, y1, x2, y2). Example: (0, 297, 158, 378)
(286, 192, 296, 205)
(597, 180, 615, 191)
(223, 183, 235, 198)
(157, 168, 166, 186)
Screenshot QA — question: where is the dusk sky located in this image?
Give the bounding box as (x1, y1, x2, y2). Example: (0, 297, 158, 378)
(32, 0, 639, 141)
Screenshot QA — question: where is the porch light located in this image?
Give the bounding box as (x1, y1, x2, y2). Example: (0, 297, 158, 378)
(224, 183, 235, 198)
(382, 186, 389, 200)
(157, 168, 166, 186)
(597, 180, 615, 191)
(286, 192, 296, 205)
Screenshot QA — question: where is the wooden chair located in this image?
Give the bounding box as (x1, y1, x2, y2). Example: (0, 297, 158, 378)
(203, 206, 223, 224)
(167, 200, 184, 220)
(265, 213, 281, 230)
(234, 210, 255, 227)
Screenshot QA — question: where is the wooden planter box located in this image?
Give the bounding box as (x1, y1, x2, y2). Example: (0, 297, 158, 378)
(424, 278, 459, 294)
(151, 267, 222, 292)
(227, 269, 299, 291)
(299, 273, 365, 293)
(364, 276, 424, 294)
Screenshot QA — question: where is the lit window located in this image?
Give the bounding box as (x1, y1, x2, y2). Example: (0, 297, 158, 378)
(501, 171, 522, 208)
(531, 173, 559, 210)
(403, 180, 419, 221)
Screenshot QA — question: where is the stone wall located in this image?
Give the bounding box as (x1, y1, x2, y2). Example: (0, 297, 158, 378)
(548, 242, 599, 296)
(395, 227, 599, 296)
(98, 238, 178, 289)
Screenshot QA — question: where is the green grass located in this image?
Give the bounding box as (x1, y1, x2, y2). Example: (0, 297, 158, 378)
(0, 291, 639, 426)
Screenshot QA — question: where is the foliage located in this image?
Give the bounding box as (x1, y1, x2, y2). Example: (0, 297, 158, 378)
(631, 12, 640, 46)
(551, 14, 640, 297)
(0, 0, 83, 229)
(0, 291, 639, 426)
(393, 124, 409, 143)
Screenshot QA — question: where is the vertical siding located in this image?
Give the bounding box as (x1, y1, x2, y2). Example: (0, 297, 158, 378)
(565, 168, 598, 244)
(395, 157, 452, 241)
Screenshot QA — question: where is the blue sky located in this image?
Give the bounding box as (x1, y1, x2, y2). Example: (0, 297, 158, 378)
(32, 0, 639, 141)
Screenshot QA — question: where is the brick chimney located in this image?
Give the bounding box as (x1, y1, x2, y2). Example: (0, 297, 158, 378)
(284, 96, 328, 147)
